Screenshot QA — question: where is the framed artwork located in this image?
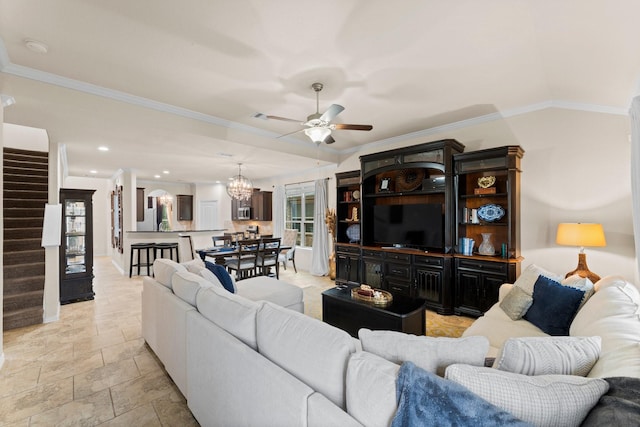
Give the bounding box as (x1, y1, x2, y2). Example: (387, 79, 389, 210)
(379, 177, 391, 192)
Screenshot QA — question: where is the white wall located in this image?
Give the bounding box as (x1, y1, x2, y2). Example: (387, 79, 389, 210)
(256, 108, 637, 282)
(63, 176, 112, 256)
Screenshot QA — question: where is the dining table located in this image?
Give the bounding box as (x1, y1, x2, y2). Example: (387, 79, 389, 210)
(197, 245, 292, 266)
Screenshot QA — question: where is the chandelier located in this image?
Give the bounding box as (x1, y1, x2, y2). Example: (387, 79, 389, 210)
(226, 163, 253, 201)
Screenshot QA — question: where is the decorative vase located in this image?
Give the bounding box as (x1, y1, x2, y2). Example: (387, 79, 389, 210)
(329, 251, 336, 280)
(478, 233, 495, 256)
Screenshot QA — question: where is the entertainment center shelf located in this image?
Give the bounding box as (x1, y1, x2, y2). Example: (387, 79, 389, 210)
(334, 140, 524, 317)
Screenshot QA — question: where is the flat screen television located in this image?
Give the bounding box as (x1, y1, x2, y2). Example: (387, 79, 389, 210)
(372, 203, 444, 251)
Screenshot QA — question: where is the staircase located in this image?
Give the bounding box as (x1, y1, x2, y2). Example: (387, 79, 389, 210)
(3, 147, 48, 330)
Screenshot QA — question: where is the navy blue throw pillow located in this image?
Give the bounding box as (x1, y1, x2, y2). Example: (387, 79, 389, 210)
(204, 261, 235, 293)
(523, 275, 584, 336)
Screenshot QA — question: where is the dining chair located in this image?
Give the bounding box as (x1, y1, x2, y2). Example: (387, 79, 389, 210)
(213, 235, 233, 248)
(225, 238, 260, 280)
(257, 237, 281, 279)
(278, 229, 298, 273)
(177, 235, 196, 261)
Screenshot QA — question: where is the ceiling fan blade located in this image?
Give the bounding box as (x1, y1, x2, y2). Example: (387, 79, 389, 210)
(253, 113, 303, 123)
(320, 104, 345, 122)
(277, 128, 305, 138)
(324, 134, 335, 144)
(333, 123, 373, 131)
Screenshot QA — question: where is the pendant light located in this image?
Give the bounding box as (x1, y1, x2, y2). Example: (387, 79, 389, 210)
(226, 163, 253, 201)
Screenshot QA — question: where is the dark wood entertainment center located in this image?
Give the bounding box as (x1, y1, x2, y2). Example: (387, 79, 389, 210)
(334, 140, 524, 317)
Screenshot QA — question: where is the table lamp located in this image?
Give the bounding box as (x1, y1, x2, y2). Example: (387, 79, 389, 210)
(556, 223, 606, 282)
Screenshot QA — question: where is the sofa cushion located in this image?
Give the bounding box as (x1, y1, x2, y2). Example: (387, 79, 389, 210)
(513, 263, 563, 295)
(204, 260, 236, 293)
(570, 277, 640, 378)
(171, 270, 213, 306)
(346, 351, 399, 427)
(196, 286, 260, 350)
(358, 328, 489, 376)
(494, 336, 601, 376)
(181, 257, 205, 274)
(153, 258, 186, 289)
(523, 275, 584, 336)
(462, 301, 549, 358)
(256, 302, 356, 409)
(445, 364, 609, 427)
(499, 286, 533, 320)
(235, 276, 303, 309)
(394, 362, 529, 427)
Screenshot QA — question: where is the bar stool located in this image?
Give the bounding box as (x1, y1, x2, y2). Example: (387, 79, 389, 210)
(154, 242, 180, 263)
(130, 243, 155, 277)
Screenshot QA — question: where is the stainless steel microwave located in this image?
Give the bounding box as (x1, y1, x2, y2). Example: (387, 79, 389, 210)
(238, 207, 251, 220)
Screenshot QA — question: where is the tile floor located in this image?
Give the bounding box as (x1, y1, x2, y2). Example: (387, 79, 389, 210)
(0, 257, 336, 426)
(0, 256, 473, 425)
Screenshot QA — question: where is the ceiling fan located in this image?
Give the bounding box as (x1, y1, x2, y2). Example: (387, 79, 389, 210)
(254, 82, 373, 144)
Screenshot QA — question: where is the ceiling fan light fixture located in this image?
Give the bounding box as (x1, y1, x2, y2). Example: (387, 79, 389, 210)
(226, 163, 253, 201)
(304, 127, 331, 143)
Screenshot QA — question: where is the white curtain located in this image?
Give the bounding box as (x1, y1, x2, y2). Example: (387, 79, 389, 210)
(272, 185, 285, 238)
(311, 179, 329, 276)
(630, 96, 640, 278)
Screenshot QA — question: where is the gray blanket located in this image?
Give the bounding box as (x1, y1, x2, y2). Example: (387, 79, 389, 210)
(581, 376, 640, 426)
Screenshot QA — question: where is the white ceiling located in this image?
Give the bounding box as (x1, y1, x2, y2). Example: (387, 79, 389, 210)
(1, 0, 639, 183)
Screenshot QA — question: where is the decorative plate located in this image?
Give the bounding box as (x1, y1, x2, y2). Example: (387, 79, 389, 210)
(477, 204, 505, 222)
(346, 224, 360, 242)
(395, 168, 425, 192)
(352, 190, 360, 201)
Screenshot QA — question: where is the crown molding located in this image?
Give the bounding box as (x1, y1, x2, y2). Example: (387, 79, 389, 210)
(0, 37, 631, 158)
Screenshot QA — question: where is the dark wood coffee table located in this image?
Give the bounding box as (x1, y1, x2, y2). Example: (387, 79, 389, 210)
(322, 285, 427, 337)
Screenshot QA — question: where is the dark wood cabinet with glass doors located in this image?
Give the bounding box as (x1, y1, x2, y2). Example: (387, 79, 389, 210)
(59, 188, 95, 304)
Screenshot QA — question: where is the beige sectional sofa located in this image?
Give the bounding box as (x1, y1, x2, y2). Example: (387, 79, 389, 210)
(141, 259, 640, 426)
(463, 272, 640, 379)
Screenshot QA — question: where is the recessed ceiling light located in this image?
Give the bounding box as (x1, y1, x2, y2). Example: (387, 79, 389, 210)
(215, 180, 221, 184)
(89, 170, 97, 174)
(24, 39, 48, 54)
(163, 170, 170, 174)
(98, 146, 109, 151)
(154, 175, 161, 179)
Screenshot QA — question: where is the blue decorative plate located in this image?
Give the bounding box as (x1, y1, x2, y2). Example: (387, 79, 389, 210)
(477, 204, 505, 222)
(346, 224, 360, 242)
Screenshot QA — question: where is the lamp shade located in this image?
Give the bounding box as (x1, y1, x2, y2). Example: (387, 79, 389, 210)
(556, 223, 606, 247)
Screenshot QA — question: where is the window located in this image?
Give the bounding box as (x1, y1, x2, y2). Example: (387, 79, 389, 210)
(285, 182, 315, 248)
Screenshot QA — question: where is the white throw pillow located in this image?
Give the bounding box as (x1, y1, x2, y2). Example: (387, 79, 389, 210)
(198, 268, 225, 289)
(346, 352, 399, 427)
(445, 364, 609, 427)
(494, 336, 601, 376)
(181, 257, 205, 274)
(561, 274, 594, 311)
(513, 264, 563, 295)
(358, 329, 489, 376)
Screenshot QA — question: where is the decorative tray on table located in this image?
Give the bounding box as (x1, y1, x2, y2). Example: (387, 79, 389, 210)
(351, 284, 393, 307)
